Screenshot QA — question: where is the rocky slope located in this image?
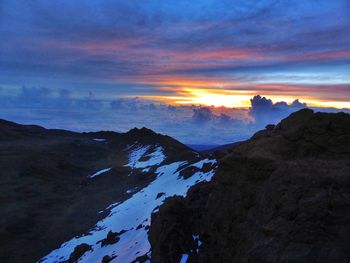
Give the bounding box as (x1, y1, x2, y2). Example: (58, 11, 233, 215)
(149, 109, 350, 263)
(0, 119, 216, 262)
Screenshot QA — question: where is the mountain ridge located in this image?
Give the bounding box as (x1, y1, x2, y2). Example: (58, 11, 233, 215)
(149, 109, 350, 263)
(0, 118, 209, 262)
(1, 109, 349, 262)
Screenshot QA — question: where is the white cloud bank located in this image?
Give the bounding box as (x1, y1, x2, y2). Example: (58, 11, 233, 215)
(0, 87, 349, 145)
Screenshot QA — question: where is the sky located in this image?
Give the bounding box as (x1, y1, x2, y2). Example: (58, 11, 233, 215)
(0, 0, 350, 144)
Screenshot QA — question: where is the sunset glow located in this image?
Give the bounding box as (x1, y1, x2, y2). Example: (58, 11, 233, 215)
(160, 88, 253, 108)
(1, 0, 350, 136)
(141, 87, 350, 109)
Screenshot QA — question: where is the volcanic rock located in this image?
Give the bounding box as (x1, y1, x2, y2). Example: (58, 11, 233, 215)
(149, 109, 350, 263)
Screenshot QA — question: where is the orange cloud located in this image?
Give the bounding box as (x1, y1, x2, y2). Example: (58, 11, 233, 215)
(137, 81, 350, 109)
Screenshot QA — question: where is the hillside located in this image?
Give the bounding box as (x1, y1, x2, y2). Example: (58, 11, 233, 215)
(2, 109, 350, 263)
(149, 109, 350, 263)
(0, 119, 216, 262)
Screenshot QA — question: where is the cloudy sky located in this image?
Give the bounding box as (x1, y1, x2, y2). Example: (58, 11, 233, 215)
(0, 0, 349, 144)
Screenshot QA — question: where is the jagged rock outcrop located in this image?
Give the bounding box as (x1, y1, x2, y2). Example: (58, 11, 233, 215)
(149, 109, 350, 263)
(68, 243, 92, 263)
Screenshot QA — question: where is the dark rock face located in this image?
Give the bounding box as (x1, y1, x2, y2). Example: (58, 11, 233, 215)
(149, 182, 214, 263)
(132, 253, 151, 263)
(100, 231, 122, 247)
(68, 243, 91, 262)
(179, 166, 201, 179)
(156, 192, 165, 199)
(149, 109, 350, 263)
(102, 255, 114, 263)
(149, 196, 194, 263)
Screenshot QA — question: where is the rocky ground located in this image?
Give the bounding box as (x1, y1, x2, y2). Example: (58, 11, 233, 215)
(149, 109, 350, 263)
(0, 119, 196, 262)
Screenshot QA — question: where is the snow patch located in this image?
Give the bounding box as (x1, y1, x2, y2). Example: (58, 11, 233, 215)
(193, 235, 202, 247)
(193, 234, 202, 253)
(93, 138, 107, 142)
(180, 254, 189, 263)
(41, 158, 216, 263)
(89, 168, 111, 178)
(190, 158, 216, 169)
(126, 145, 166, 170)
(126, 187, 138, 194)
